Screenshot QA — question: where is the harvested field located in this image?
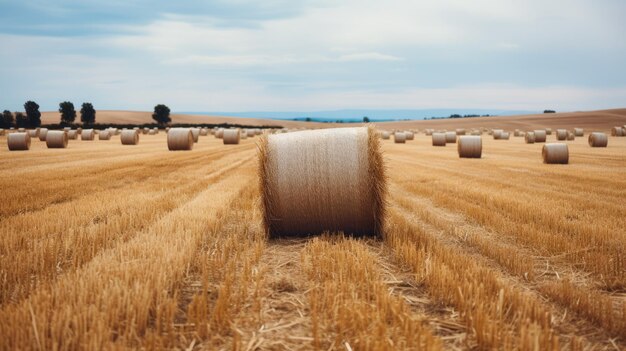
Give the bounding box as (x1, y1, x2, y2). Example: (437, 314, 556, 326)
(0, 129, 625, 350)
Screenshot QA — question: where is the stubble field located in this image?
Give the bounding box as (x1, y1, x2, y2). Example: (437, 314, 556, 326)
(0, 130, 624, 350)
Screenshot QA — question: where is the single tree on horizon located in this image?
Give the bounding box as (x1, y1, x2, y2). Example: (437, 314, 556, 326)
(152, 104, 171, 126)
(24, 101, 41, 128)
(59, 101, 77, 125)
(81, 103, 96, 125)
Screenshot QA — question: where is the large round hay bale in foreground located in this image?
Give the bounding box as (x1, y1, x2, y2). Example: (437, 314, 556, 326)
(525, 132, 535, 144)
(223, 129, 240, 144)
(556, 129, 567, 141)
(81, 129, 95, 140)
(168, 128, 194, 151)
(98, 130, 112, 140)
(588, 132, 608, 147)
(121, 129, 139, 145)
(259, 126, 385, 237)
(394, 132, 406, 143)
(533, 130, 547, 142)
(458, 136, 482, 158)
(46, 131, 68, 148)
(574, 128, 584, 136)
(38, 128, 49, 141)
(7, 133, 31, 151)
(432, 133, 446, 146)
(445, 131, 457, 143)
(542, 143, 569, 164)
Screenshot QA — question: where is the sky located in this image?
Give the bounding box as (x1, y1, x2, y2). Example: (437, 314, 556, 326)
(0, 0, 625, 114)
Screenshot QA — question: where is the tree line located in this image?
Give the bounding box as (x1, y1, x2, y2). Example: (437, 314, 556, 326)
(1, 101, 171, 129)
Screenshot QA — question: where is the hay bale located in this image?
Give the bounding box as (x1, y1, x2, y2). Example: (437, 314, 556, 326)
(99, 130, 112, 140)
(394, 132, 406, 143)
(405, 131, 414, 140)
(200, 128, 208, 136)
(0, 129, 4, 136)
(533, 130, 547, 142)
(241, 131, 248, 139)
(18, 128, 25, 132)
(456, 128, 466, 135)
(68, 130, 78, 140)
(246, 129, 255, 137)
(492, 129, 503, 139)
(424, 129, 434, 136)
(258, 126, 385, 237)
(457, 136, 482, 158)
(7, 133, 31, 151)
(28, 129, 39, 138)
(514, 130, 522, 137)
(38, 128, 48, 141)
(148, 129, 156, 135)
(215, 128, 224, 139)
(545, 128, 552, 135)
(81, 129, 95, 140)
(432, 132, 446, 146)
(381, 131, 390, 139)
(444, 131, 457, 143)
(588, 132, 608, 147)
(500, 132, 510, 140)
(77, 127, 82, 134)
(542, 143, 569, 164)
(611, 126, 624, 136)
(254, 129, 262, 135)
(46, 131, 68, 148)
(189, 128, 200, 142)
(574, 128, 584, 136)
(142, 127, 149, 135)
(566, 131, 575, 141)
(168, 128, 194, 151)
(223, 129, 241, 144)
(121, 129, 139, 145)
(556, 129, 567, 141)
(525, 132, 535, 144)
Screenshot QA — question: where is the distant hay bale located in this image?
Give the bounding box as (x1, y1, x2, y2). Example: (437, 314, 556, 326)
(77, 127, 83, 134)
(258, 126, 385, 237)
(99, 130, 112, 140)
(38, 128, 48, 141)
(255, 129, 262, 135)
(492, 129, 503, 139)
(223, 129, 241, 144)
(574, 128, 584, 136)
(456, 128, 466, 135)
(542, 143, 569, 164)
(167, 128, 194, 151)
(68, 130, 78, 140)
(611, 126, 624, 136)
(18, 128, 25, 132)
(394, 132, 406, 143)
(81, 129, 95, 140)
(457, 136, 482, 158)
(470, 129, 481, 136)
(121, 129, 139, 145)
(190, 128, 200, 143)
(148, 129, 156, 135)
(432, 133, 446, 146)
(588, 132, 608, 147)
(405, 131, 414, 140)
(424, 129, 434, 136)
(556, 129, 567, 141)
(46, 131, 68, 148)
(7, 133, 31, 151)
(500, 132, 510, 140)
(381, 131, 390, 139)
(241, 131, 248, 139)
(215, 128, 224, 139)
(445, 131, 457, 143)
(151, 128, 158, 135)
(566, 131, 575, 141)
(545, 128, 552, 135)
(514, 130, 522, 137)
(533, 130, 547, 142)
(63, 127, 71, 132)
(28, 129, 39, 138)
(200, 128, 208, 136)
(246, 129, 255, 137)
(525, 132, 535, 144)
(142, 127, 149, 135)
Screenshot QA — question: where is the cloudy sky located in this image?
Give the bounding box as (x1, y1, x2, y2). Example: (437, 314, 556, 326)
(0, 0, 625, 113)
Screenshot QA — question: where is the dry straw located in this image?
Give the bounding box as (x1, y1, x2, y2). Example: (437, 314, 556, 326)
(121, 129, 139, 145)
(7, 133, 31, 151)
(381, 131, 390, 139)
(27, 129, 39, 138)
(190, 128, 200, 142)
(98, 130, 112, 140)
(611, 127, 624, 136)
(167, 128, 194, 151)
(542, 143, 569, 164)
(148, 129, 156, 135)
(81, 129, 95, 140)
(456, 128, 466, 135)
(500, 132, 510, 140)
(556, 129, 567, 141)
(533, 130, 547, 142)
(574, 128, 584, 136)
(46, 131, 68, 148)
(545, 128, 552, 135)
(241, 131, 248, 140)
(77, 127, 83, 134)
(258, 126, 386, 237)
(142, 127, 149, 135)
(68, 130, 78, 140)
(200, 128, 208, 136)
(458, 135, 482, 158)
(566, 131, 575, 141)
(38, 128, 48, 141)
(215, 128, 224, 139)
(18, 128, 25, 132)
(223, 129, 241, 144)
(432, 132, 446, 146)
(405, 131, 414, 140)
(424, 129, 434, 136)
(492, 129, 503, 139)
(525, 132, 535, 144)
(445, 131, 457, 143)
(246, 129, 255, 137)
(588, 132, 608, 147)
(394, 132, 406, 143)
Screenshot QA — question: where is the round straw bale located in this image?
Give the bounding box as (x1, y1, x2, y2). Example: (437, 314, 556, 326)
(492, 129, 502, 139)
(424, 129, 434, 136)
(63, 127, 71, 132)
(151, 128, 158, 135)
(445, 131, 457, 143)
(574, 128, 584, 136)
(200, 128, 208, 136)
(38, 128, 48, 141)
(81, 129, 95, 140)
(223, 129, 241, 144)
(588, 132, 608, 147)
(381, 131, 390, 139)
(68, 130, 78, 139)
(500, 132, 510, 140)
(246, 129, 255, 137)
(46, 131, 68, 148)
(28, 129, 39, 138)
(545, 128, 552, 135)
(470, 130, 481, 136)
(254, 129, 262, 135)
(77, 127, 82, 134)
(259, 126, 385, 237)
(542, 143, 568, 164)
(148, 129, 156, 135)
(167, 128, 194, 151)
(405, 131, 414, 140)
(525, 132, 535, 144)
(394, 132, 406, 143)
(611, 126, 624, 136)
(533, 130, 547, 142)
(215, 128, 224, 139)
(142, 127, 149, 135)
(566, 131, 575, 141)
(432, 132, 446, 146)
(121, 129, 139, 145)
(514, 130, 522, 137)
(456, 128, 466, 135)
(18, 128, 25, 132)
(457, 136, 482, 158)
(556, 129, 567, 141)
(190, 128, 200, 142)
(99, 130, 112, 140)
(241, 131, 248, 139)
(7, 133, 31, 151)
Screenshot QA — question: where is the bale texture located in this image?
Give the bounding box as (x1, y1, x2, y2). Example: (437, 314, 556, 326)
(611, 127, 624, 136)
(7, 133, 31, 151)
(200, 128, 208, 136)
(545, 128, 552, 135)
(81, 129, 95, 140)
(457, 136, 482, 158)
(525, 132, 535, 144)
(542, 143, 569, 164)
(98, 130, 112, 140)
(241, 132, 248, 140)
(456, 128, 466, 135)
(28, 129, 39, 138)
(432, 133, 446, 146)
(121, 129, 139, 145)
(215, 128, 224, 139)
(567, 131, 575, 141)
(500, 132, 510, 140)
(445, 131, 457, 143)
(38, 128, 48, 141)
(556, 129, 567, 141)
(394, 132, 406, 143)
(533, 130, 547, 142)
(405, 131, 414, 140)
(68, 130, 78, 140)
(492, 129, 503, 139)
(223, 129, 241, 144)
(246, 129, 255, 137)
(258, 126, 386, 238)
(148, 129, 156, 135)
(168, 128, 194, 151)
(588, 132, 608, 147)
(46, 131, 68, 148)
(574, 128, 584, 136)
(381, 131, 390, 140)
